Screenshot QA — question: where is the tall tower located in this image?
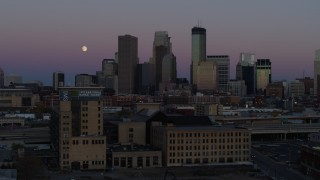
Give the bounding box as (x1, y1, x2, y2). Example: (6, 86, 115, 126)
(207, 55, 230, 92)
(191, 27, 206, 85)
(0, 67, 4, 88)
(53, 71, 65, 91)
(162, 53, 177, 83)
(237, 53, 256, 95)
(118, 35, 138, 94)
(314, 49, 320, 95)
(256, 59, 271, 92)
(150, 31, 172, 90)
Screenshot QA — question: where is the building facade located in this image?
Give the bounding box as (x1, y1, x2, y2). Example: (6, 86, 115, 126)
(191, 27, 206, 85)
(313, 49, 320, 95)
(75, 74, 97, 87)
(0, 67, 4, 88)
(0, 89, 40, 107)
(207, 55, 230, 92)
(236, 53, 256, 95)
(118, 35, 138, 94)
(256, 59, 271, 92)
(228, 80, 246, 97)
(58, 87, 106, 170)
(196, 61, 216, 92)
(289, 80, 305, 98)
(162, 53, 177, 83)
(96, 59, 118, 92)
(150, 119, 251, 167)
(53, 71, 65, 91)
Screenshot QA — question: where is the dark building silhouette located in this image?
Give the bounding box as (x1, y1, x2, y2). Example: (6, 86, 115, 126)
(118, 35, 138, 94)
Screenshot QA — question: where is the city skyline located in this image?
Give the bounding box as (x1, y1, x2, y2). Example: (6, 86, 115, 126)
(1, 0, 320, 85)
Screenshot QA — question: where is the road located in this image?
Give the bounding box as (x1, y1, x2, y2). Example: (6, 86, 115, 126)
(252, 148, 313, 180)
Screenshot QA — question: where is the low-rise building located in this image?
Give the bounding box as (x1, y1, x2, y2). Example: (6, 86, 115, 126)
(149, 115, 251, 167)
(108, 144, 162, 169)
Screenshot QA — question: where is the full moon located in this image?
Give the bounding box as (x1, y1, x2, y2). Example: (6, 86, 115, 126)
(81, 46, 88, 52)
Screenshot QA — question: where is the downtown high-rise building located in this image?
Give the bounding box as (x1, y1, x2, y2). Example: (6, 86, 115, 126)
(0, 67, 4, 88)
(118, 35, 138, 94)
(162, 53, 176, 83)
(314, 49, 320, 96)
(196, 61, 217, 91)
(75, 74, 97, 87)
(207, 55, 230, 92)
(150, 31, 172, 90)
(96, 59, 118, 92)
(256, 59, 271, 92)
(53, 71, 65, 91)
(236, 53, 256, 95)
(191, 27, 206, 85)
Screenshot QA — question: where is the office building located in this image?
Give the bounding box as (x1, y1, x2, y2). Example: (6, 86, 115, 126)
(289, 80, 305, 98)
(108, 144, 162, 169)
(0, 67, 4, 88)
(53, 71, 65, 91)
(57, 87, 106, 170)
(149, 31, 172, 90)
(137, 62, 155, 94)
(191, 27, 206, 85)
(0, 89, 40, 107)
(75, 74, 97, 87)
(228, 80, 247, 97)
(4, 74, 22, 87)
(207, 55, 230, 92)
(96, 59, 118, 92)
(266, 82, 284, 99)
(196, 61, 216, 92)
(256, 59, 271, 92)
(150, 115, 251, 167)
(118, 35, 138, 94)
(314, 49, 320, 95)
(162, 53, 177, 83)
(296, 77, 313, 95)
(236, 53, 256, 95)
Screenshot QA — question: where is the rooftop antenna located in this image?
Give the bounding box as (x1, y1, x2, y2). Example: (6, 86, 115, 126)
(303, 70, 305, 79)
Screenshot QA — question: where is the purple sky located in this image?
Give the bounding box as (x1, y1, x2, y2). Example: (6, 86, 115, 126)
(1, 0, 320, 85)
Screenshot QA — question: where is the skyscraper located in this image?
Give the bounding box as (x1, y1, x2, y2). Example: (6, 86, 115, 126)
(96, 59, 118, 92)
(53, 71, 65, 91)
(196, 61, 216, 91)
(75, 74, 97, 87)
(150, 31, 172, 90)
(236, 53, 256, 95)
(207, 55, 230, 92)
(118, 35, 138, 94)
(256, 59, 271, 92)
(0, 67, 4, 88)
(314, 49, 320, 95)
(162, 53, 176, 83)
(191, 27, 206, 85)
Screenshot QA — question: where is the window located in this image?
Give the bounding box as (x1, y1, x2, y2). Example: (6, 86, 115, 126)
(153, 156, 159, 165)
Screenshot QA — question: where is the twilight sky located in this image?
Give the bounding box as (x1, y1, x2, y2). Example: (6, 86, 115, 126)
(1, 0, 320, 85)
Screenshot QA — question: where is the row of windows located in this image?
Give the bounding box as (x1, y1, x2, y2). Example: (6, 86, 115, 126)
(169, 150, 250, 157)
(169, 144, 249, 151)
(169, 132, 249, 138)
(169, 138, 250, 144)
(72, 139, 104, 145)
(113, 156, 159, 167)
(92, 161, 104, 165)
(168, 157, 250, 164)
